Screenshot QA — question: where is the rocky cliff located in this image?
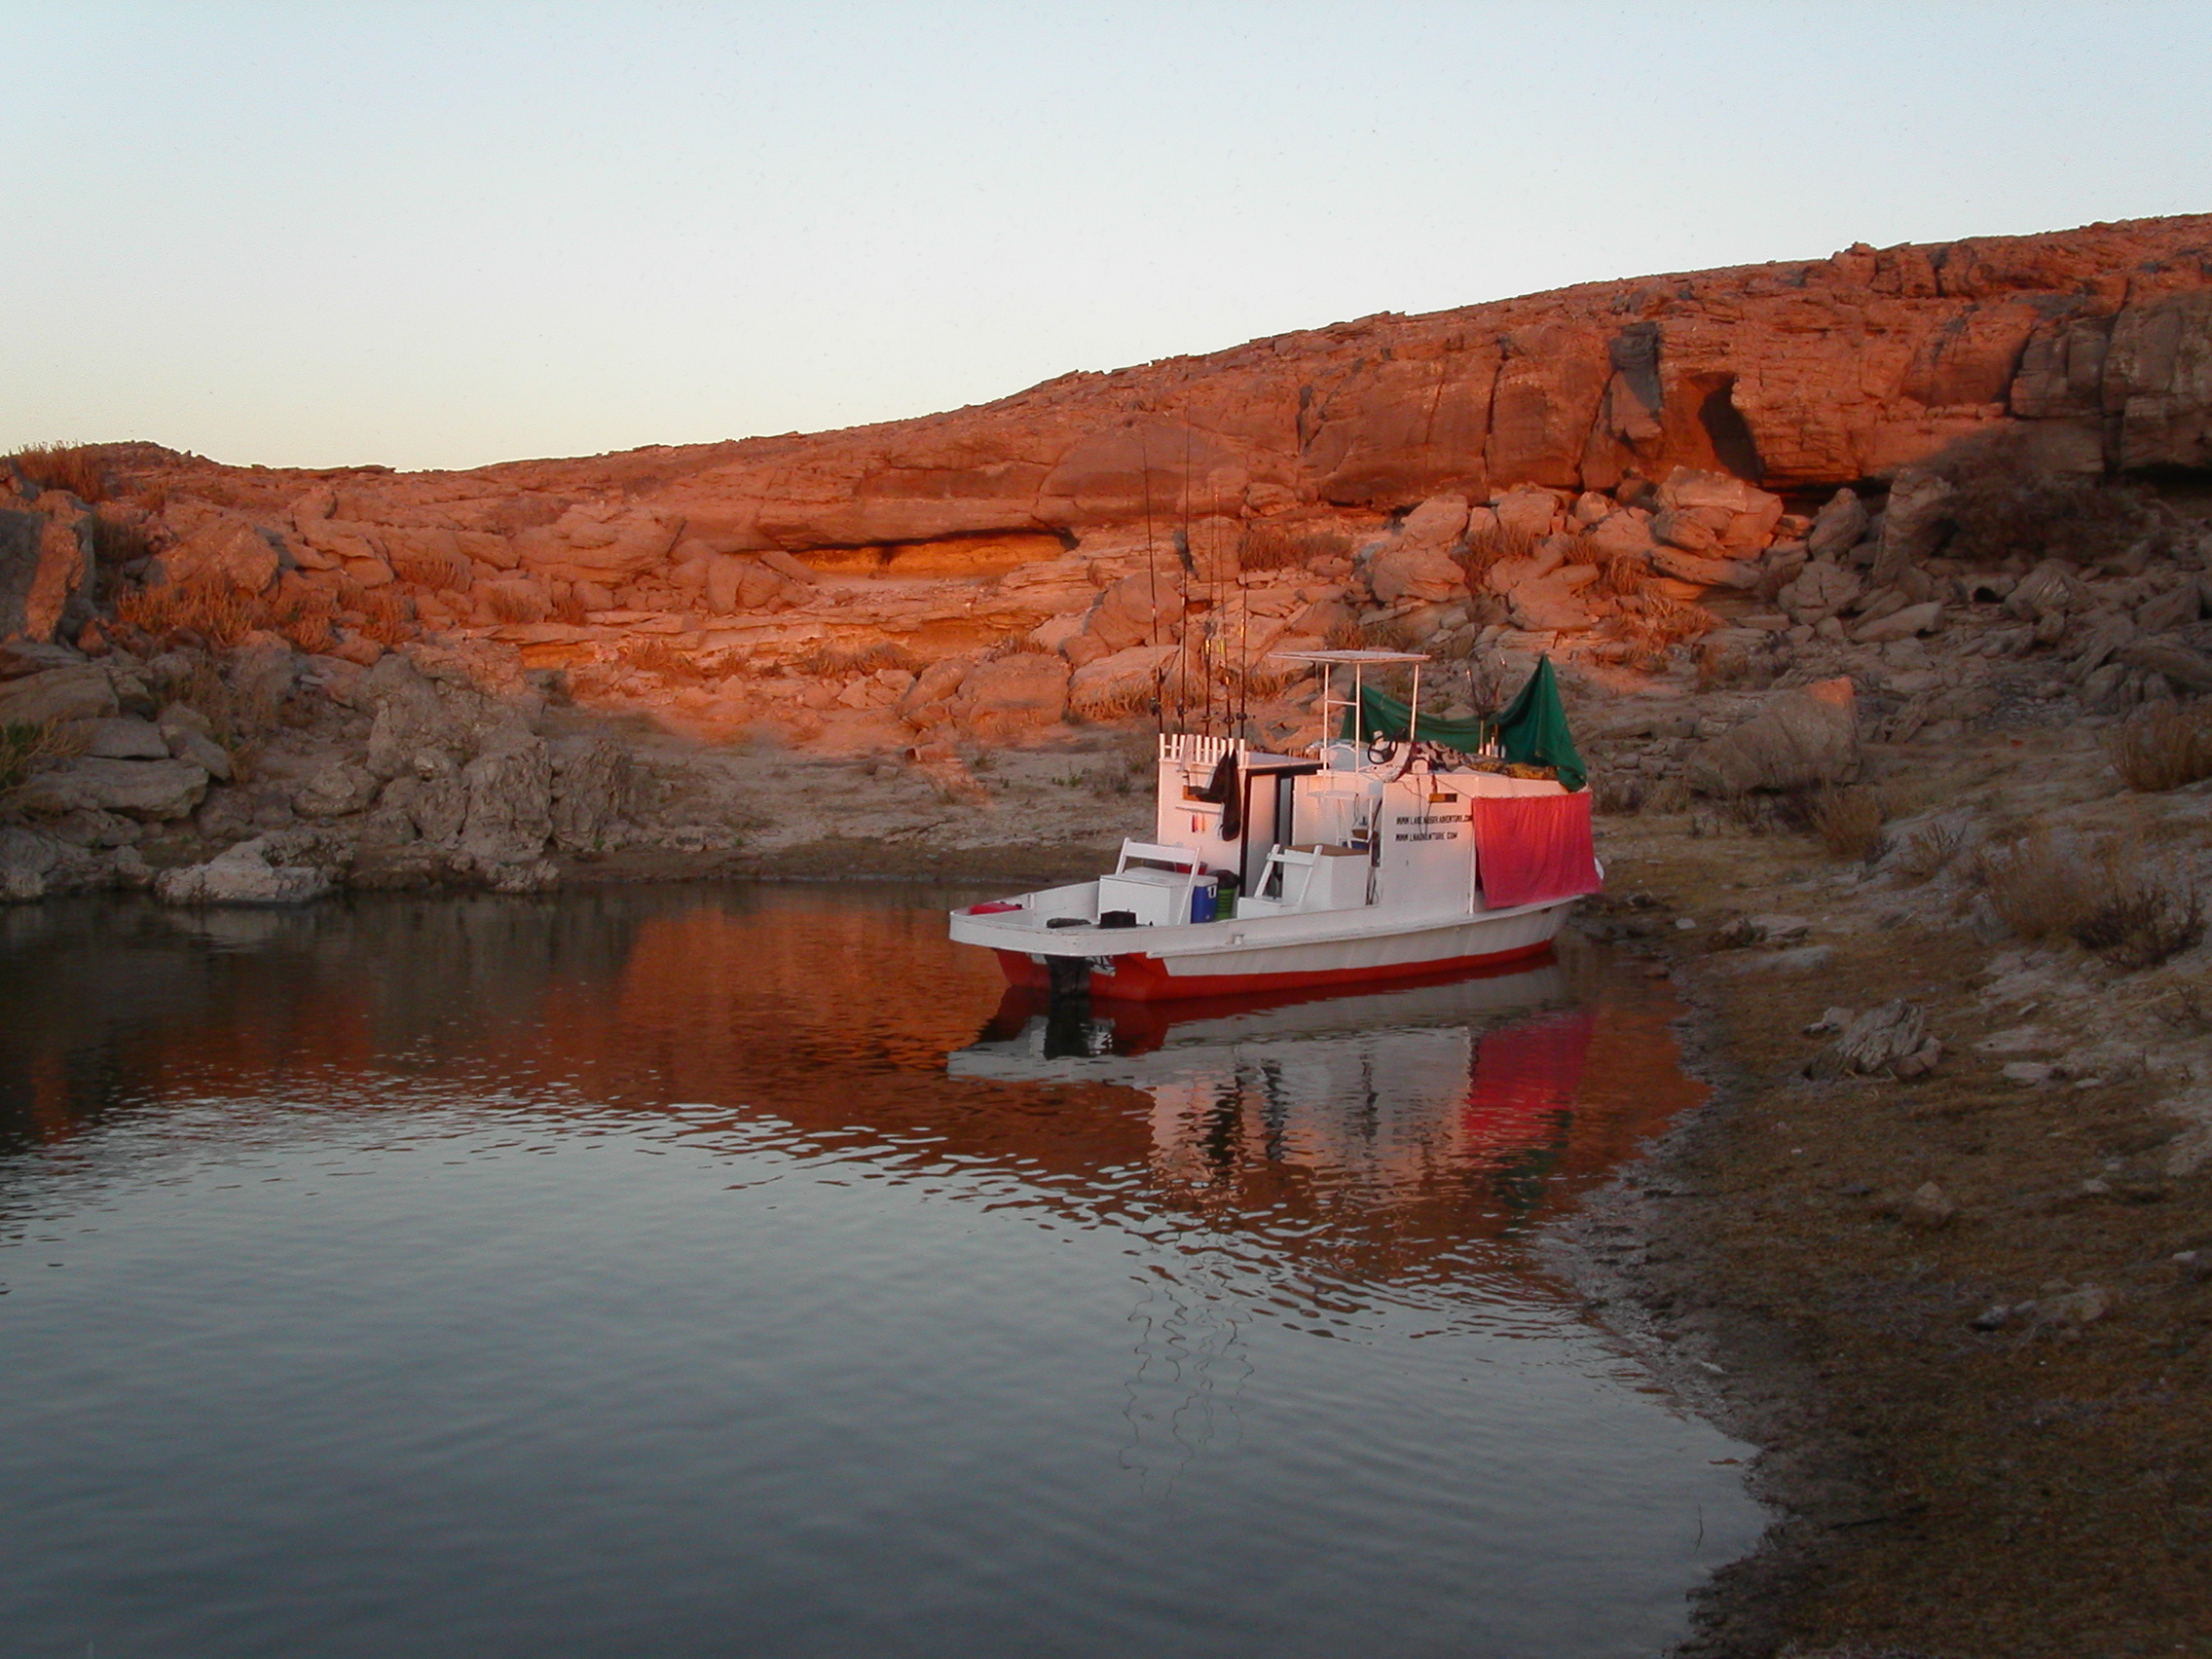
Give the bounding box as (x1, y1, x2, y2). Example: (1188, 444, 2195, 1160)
(3, 213, 2211, 900)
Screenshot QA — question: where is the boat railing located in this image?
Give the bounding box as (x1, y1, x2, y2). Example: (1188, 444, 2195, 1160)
(1158, 732, 1245, 767)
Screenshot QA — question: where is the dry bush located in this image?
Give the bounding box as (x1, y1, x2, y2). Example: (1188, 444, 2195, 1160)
(1934, 437, 2160, 570)
(349, 585, 416, 646)
(90, 513, 155, 568)
(2109, 702, 2212, 793)
(2069, 881, 2206, 971)
(1893, 819, 1967, 884)
(170, 657, 278, 749)
(1595, 552, 1648, 598)
(1973, 830, 2094, 941)
(623, 638, 708, 681)
(1240, 524, 1352, 572)
(485, 585, 549, 624)
(7, 443, 108, 501)
(1610, 593, 1716, 671)
(1458, 524, 1539, 579)
(1807, 786, 1889, 862)
(550, 584, 591, 625)
(117, 571, 258, 647)
(0, 719, 86, 793)
(795, 640, 919, 677)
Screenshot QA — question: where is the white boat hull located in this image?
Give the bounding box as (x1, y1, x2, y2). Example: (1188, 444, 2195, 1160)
(949, 890, 1575, 1002)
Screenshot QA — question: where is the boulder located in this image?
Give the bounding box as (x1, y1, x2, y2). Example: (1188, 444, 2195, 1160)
(2117, 636, 2212, 693)
(154, 836, 331, 906)
(298, 518, 387, 566)
(156, 517, 283, 594)
(1584, 511, 1657, 563)
(1777, 559, 1862, 625)
(1081, 571, 1186, 655)
(1067, 645, 1178, 720)
(460, 732, 554, 863)
(1493, 486, 1563, 540)
(1649, 544, 1762, 589)
(898, 655, 972, 727)
(359, 651, 531, 779)
(951, 651, 1071, 742)
(1506, 573, 1600, 632)
(0, 663, 114, 725)
(1870, 468, 1956, 585)
(1684, 678, 1861, 795)
(1368, 543, 1465, 605)
(549, 738, 641, 852)
(13, 756, 211, 821)
(377, 751, 468, 844)
(1806, 489, 1869, 561)
(1398, 495, 1470, 546)
(84, 718, 170, 760)
(0, 508, 92, 641)
(1654, 468, 1786, 553)
(0, 826, 60, 901)
(1650, 506, 1720, 555)
(294, 759, 384, 818)
(1852, 601, 1945, 645)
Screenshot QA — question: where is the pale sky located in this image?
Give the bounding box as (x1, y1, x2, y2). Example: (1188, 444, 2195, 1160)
(8, 1, 2209, 472)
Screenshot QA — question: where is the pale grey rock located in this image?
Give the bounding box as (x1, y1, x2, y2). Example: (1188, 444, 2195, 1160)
(154, 836, 331, 906)
(12, 756, 210, 821)
(1684, 678, 1861, 795)
(1852, 601, 1945, 645)
(84, 718, 169, 760)
(1871, 468, 1956, 585)
(1806, 489, 1868, 561)
(0, 664, 118, 725)
(1815, 999, 1941, 1079)
(549, 738, 641, 853)
(294, 759, 382, 818)
(0, 825, 63, 902)
(167, 729, 233, 782)
(459, 732, 553, 863)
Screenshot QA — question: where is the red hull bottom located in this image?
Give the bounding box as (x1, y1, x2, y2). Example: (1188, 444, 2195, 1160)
(991, 938, 1556, 1002)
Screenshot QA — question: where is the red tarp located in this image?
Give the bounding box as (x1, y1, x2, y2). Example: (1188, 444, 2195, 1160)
(1472, 792, 1602, 908)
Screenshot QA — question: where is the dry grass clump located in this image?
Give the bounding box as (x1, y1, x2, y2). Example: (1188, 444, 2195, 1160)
(1973, 829, 2096, 941)
(117, 571, 340, 653)
(1892, 819, 1967, 884)
(1607, 592, 1716, 671)
(1455, 525, 1540, 584)
(1972, 829, 2204, 969)
(117, 571, 258, 647)
(795, 640, 919, 677)
(484, 584, 551, 625)
(1240, 524, 1353, 572)
(1806, 786, 1889, 862)
(622, 638, 709, 681)
(1937, 456, 2159, 571)
(0, 719, 86, 793)
(7, 443, 109, 501)
(2109, 702, 2212, 793)
(2069, 882, 2205, 971)
(170, 657, 279, 748)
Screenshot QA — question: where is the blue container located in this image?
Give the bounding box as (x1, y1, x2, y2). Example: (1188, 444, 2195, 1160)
(1190, 877, 1217, 924)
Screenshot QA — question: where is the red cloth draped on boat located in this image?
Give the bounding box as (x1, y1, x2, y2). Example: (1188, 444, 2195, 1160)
(1472, 792, 1602, 907)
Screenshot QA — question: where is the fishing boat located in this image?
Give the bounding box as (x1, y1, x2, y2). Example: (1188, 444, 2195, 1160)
(947, 649, 1602, 1002)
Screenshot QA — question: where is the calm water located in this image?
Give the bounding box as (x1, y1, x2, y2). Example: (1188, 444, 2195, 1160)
(0, 886, 1760, 1658)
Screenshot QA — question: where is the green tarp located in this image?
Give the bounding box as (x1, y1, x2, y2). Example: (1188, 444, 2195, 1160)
(1338, 654, 1587, 792)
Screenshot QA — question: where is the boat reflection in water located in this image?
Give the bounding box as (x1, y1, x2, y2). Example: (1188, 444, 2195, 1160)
(953, 958, 1620, 1245)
